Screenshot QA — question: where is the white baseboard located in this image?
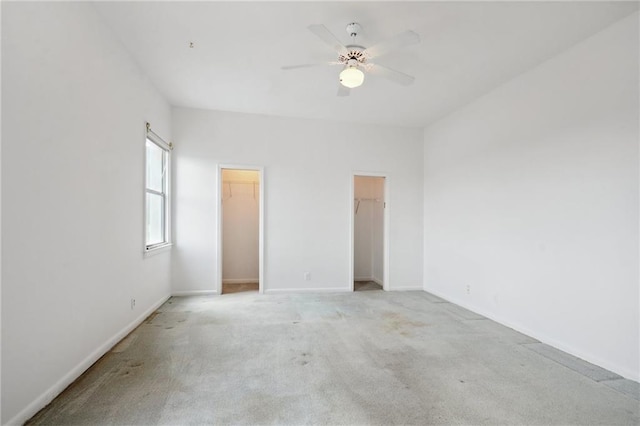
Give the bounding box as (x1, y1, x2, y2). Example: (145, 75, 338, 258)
(6, 293, 171, 426)
(390, 285, 422, 291)
(222, 278, 258, 284)
(171, 290, 218, 296)
(423, 287, 639, 382)
(265, 287, 351, 294)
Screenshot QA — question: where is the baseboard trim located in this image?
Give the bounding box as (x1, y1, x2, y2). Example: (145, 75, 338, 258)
(265, 287, 351, 294)
(222, 279, 258, 284)
(423, 287, 639, 382)
(6, 293, 171, 426)
(171, 290, 218, 296)
(390, 286, 422, 291)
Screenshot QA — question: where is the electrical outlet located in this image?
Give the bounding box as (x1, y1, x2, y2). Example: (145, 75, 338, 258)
(304, 272, 311, 281)
(466, 285, 470, 295)
(131, 298, 136, 310)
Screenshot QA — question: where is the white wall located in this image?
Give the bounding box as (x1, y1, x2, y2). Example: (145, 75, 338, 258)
(172, 108, 423, 294)
(354, 176, 384, 284)
(222, 169, 260, 283)
(1, 3, 172, 424)
(423, 13, 639, 380)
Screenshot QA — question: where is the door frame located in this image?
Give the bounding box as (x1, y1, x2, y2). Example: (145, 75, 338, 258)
(349, 172, 390, 291)
(217, 164, 265, 294)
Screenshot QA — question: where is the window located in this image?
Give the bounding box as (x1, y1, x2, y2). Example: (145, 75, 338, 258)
(145, 124, 171, 252)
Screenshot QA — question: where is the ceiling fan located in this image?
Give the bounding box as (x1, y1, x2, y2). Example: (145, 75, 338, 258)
(282, 22, 420, 96)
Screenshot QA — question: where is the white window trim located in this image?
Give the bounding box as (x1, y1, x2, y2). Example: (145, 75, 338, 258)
(144, 123, 172, 256)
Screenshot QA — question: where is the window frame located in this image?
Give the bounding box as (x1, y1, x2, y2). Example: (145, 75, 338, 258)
(144, 124, 172, 255)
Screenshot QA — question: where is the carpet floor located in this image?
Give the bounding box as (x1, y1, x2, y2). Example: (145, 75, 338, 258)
(354, 281, 383, 291)
(28, 291, 639, 425)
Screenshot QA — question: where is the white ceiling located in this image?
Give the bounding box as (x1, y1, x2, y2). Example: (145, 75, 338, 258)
(94, 1, 638, 128)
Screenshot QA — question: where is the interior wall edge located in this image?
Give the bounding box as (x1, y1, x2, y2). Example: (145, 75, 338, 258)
(423, 287, 639, 382)
(5, 293, 171, 426)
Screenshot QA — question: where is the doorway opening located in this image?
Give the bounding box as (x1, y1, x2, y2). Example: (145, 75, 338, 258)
(219, 167, 263, 294)
(353, 175, 386, 291)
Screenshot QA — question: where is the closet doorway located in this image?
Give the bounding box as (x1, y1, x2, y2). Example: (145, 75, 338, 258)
(352, 174, 388, 291)
(218, 166, 264, 294)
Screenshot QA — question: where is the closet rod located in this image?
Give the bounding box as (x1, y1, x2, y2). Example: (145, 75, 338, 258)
(223, 180, 259, 200)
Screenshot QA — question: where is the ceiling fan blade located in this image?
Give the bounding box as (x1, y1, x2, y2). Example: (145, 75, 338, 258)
(281, 62, 340, 70)
(337, 85, 350, 97)
(363, 30, 420, 59)
(308, 24, 349, 56)
(367, 63, 415, 86)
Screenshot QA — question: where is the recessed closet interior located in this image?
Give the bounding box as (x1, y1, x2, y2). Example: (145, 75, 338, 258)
(354, 176, 385, 291)
(222, 169, 260, 294)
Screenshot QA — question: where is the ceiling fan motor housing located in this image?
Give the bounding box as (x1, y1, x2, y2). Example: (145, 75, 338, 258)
(346, 22, 362, 38)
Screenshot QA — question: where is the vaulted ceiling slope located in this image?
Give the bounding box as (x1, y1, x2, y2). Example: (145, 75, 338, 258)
(94, 1, 638, 128)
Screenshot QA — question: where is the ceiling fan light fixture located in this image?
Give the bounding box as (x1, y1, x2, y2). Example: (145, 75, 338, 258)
(339, 66, 364, 88)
